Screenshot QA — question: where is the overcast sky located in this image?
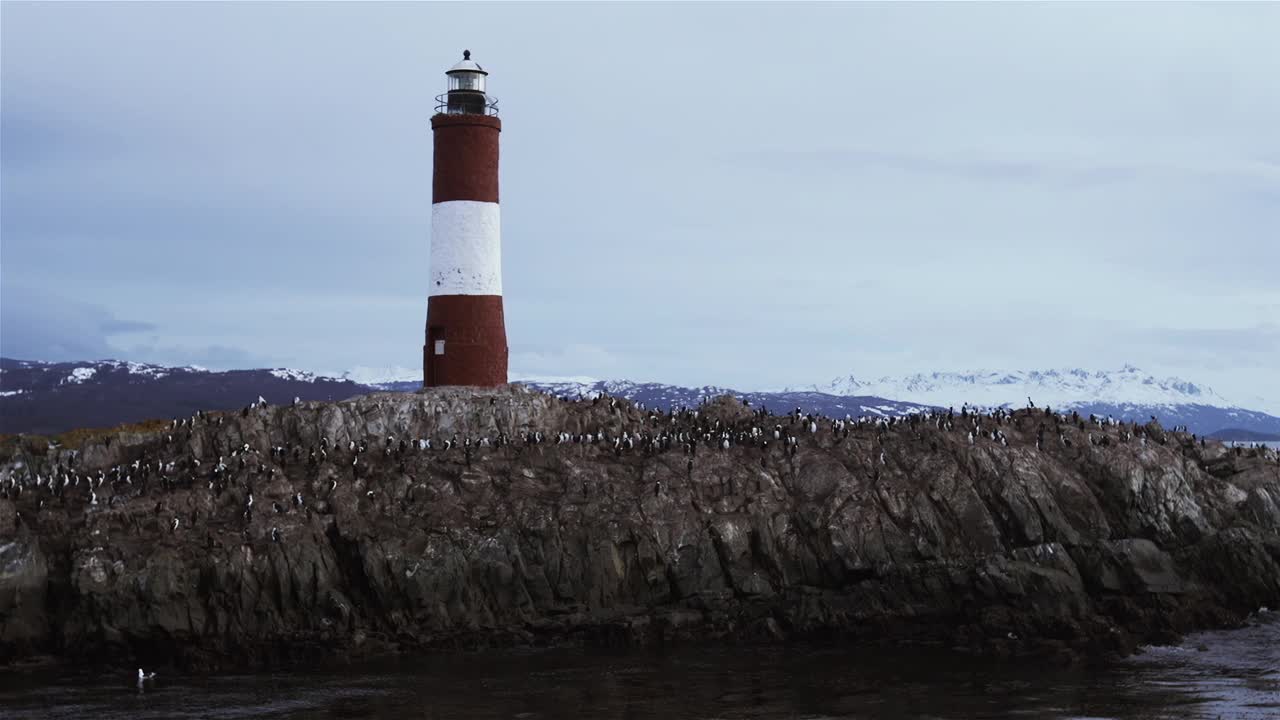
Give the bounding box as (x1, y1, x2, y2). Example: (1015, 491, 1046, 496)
(2, 2, 1277, 404)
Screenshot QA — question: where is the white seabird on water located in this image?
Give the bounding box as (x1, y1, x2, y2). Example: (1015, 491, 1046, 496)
(137, 668, 157, 692)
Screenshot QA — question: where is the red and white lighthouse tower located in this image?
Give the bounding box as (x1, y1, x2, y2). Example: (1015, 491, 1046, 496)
(424, 50, 508, 387)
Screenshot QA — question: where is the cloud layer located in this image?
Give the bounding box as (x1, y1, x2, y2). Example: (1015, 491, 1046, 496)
(2, 3, 1277, 403)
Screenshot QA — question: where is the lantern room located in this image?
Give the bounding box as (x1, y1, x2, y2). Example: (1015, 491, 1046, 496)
(439, 50, 498, 116)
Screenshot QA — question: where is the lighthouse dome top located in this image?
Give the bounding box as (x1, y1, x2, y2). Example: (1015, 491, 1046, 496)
(447, 50, 488, 76)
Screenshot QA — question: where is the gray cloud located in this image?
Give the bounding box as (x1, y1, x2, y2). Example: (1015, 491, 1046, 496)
(121, 342, 270, 371)
(0, 284, 147, 361)
(0, 284, 270, 370)
(99, 319, 158, 335)
(724, 147, 1280, 194)
(725, 149, 1143, 188)
(1139, 324, 1280, 362)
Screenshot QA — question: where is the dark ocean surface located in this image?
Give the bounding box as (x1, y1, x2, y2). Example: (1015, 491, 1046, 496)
(2, 613, 1276, 720)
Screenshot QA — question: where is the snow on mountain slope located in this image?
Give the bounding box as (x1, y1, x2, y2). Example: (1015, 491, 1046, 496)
(525, 379, 737, 403)
(63, 367, 98, 384)
(515, 379, 938, 420)
(269, 368, 323, 382)
(509, 373, 600, 386)
(333, 366, 421, 388)
(0, 358, 368, 436)
(809, 365, 1268, 413)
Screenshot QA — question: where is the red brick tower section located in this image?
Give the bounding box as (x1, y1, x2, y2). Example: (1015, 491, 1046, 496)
(424, 52, 508, 387)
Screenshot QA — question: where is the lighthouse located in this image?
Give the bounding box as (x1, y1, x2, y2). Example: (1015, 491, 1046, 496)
(424, 50, 508, 387)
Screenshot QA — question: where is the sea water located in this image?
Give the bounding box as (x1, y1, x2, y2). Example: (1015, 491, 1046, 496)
(1, 613, 1276, 719)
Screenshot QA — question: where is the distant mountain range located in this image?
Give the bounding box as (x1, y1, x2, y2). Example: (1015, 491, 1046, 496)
(514, 378, 1280, 442)
(2, 357, 1278, 440)
(808, 366, 1238, 411)
(0, 359, 367, 436)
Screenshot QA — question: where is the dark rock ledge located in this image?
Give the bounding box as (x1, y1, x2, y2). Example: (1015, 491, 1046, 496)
(1, 387, 1277, 671)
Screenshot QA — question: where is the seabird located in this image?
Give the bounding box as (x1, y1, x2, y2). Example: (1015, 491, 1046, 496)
(137, 668, 157, 692)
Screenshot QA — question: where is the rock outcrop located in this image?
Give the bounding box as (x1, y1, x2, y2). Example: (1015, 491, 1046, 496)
(2, 387, 1278, 670)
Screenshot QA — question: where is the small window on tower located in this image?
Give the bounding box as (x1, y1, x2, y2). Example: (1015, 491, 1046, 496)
(434, 340, 446, 356)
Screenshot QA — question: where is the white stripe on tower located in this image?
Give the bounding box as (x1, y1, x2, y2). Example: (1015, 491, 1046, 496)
(429, 200, 502, 296)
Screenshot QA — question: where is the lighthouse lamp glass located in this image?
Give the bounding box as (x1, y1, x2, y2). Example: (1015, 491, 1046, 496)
(448, 72, 486, 93)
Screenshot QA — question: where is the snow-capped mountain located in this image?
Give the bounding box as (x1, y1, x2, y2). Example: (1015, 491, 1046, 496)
(518, 379, 937, 419)
(2, 357, 1278, 440)
(0, 359, 936, 436)
(293, 367, 1280, 441)
(330, 365, 421, 389)
(811, 366, 1267, 414)
(294, 374, 940, 420)
(0, 358, 367, 436)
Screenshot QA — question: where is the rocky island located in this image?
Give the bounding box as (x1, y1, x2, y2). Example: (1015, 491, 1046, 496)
(2, 387, 1278, 671)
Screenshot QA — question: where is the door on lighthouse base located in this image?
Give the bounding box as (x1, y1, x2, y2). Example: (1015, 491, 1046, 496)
(426, 327, 445, 386)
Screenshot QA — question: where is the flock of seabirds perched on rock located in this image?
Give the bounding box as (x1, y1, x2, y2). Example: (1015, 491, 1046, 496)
(4, 391, 1277, 538)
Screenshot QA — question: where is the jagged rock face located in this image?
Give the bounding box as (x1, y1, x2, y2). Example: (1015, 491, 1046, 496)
(1, 387, 1278, 670)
